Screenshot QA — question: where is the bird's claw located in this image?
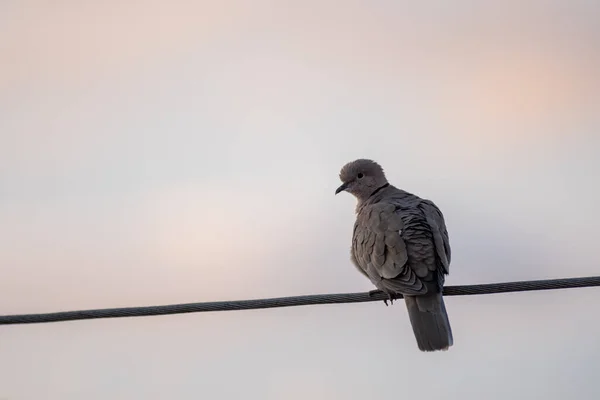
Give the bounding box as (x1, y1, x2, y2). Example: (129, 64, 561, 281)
(368, 289, 395, 306)
(386, 293, 397, 306)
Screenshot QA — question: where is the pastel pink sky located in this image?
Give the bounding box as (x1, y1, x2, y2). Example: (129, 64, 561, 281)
(1, 1, 599, 399)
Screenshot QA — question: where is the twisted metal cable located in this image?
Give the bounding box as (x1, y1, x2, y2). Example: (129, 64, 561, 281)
(2, 276, 599, 325)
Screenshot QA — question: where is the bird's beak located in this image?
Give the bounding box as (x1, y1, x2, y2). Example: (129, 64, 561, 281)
(335, 182, 349, 195)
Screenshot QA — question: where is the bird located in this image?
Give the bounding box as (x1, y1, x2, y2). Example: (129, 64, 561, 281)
(335, 159, 453, 352)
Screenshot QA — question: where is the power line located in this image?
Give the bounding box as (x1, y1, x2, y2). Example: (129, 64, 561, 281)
(1, 276, 599, 325)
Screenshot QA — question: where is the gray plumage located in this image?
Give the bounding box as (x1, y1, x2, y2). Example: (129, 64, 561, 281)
(336, 159, 453, 352)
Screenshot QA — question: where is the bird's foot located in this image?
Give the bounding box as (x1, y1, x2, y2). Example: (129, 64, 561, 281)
(368, 289, 395, 306)
(386, 292, 399, 306)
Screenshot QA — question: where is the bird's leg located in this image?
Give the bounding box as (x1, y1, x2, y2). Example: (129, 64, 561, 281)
(388, 292, 402, 305)
(368, 289, 391, 306)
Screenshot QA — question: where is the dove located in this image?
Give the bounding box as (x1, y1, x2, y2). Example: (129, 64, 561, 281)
(336, 159, 453, 352)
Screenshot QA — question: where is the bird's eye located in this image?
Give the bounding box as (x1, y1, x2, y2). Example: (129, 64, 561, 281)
(357, 173, 364, 179)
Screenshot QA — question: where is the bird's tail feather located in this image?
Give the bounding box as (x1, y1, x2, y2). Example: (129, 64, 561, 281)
(404, 292, 453, 352)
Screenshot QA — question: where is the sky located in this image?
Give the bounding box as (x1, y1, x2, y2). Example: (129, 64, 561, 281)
(1, 0, 599, 398)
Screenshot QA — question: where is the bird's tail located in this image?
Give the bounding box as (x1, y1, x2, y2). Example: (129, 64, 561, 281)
(404, 292, 453, 352)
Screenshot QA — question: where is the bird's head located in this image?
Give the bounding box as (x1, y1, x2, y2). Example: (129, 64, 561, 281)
(335, 159, 388, 202)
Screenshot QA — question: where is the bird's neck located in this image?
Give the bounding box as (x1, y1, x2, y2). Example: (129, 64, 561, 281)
(355, 182, 390, 212)
(369, 182, 390, 198)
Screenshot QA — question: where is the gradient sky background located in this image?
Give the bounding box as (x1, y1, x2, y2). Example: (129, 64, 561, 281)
(1, 1, 600, 399)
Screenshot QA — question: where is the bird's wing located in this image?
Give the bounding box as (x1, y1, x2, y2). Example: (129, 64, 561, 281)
(353, 202, 429, 295)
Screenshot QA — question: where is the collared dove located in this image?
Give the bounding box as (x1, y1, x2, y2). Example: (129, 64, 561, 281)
(336, 159, 453, 352)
